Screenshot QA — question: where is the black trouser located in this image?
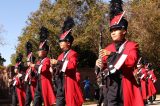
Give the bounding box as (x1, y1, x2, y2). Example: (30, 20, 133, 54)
(55, 73, 65, 106)
(33, 76, 43, 106)
(95, 88, 100, 100)
(11, 86, 18, 106)
(103, 86, 108, 106)
(25, 84, 32, 106)
(98, 86, 108, 106)
(153, 94, 156, 101)
(106, 73, 123, 106)
(98, 86, 104, 106)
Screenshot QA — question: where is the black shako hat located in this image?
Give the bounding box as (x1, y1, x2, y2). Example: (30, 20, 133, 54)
(38, 26, 49, 52)
(25, 41, 36, 62)
(15, 53, 24, 72)
(59, 16, 75, 44)
(109, 0, 128, 31)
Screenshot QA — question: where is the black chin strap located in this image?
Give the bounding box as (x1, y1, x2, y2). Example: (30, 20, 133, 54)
(115, 39, 126, 51)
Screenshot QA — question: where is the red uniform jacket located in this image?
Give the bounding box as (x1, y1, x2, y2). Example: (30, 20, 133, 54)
(25, 67, 37, 99)
(37, 57, 56, 106)
(103, 41, 144, 106)
(151, 70, 157, 83)
(147, 70, 157, 97)
(14, 75, 26, 106)
(57, 49, 84, 106)
(140, 68, 148, 100)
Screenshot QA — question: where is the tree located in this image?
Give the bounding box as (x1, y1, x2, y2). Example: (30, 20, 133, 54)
(128, 0, 160, 68)
(10, 53, 17, 65)
(0, 53, 6, 66)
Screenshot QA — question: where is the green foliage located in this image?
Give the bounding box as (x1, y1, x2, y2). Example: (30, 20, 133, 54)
(0, 65, 5, 70)
(10, 53, 17, 65)
(128, 0, 160, 67)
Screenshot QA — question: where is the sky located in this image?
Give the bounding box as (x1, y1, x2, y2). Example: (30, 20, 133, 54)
(0, 0, 109, 66)
(0, 0, 41, 66)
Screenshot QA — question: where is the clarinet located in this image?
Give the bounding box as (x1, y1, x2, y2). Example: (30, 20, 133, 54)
(99, 24, 105, 85)
(95, 24, 105, 86)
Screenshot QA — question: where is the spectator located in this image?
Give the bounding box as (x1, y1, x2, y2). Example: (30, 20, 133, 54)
(83, 76, 91, 100)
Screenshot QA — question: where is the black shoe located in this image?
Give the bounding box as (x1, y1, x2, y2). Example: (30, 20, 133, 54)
(153, 95, 156, 101)
(148, 97, 153, 104)
(144, 100, 148, 104)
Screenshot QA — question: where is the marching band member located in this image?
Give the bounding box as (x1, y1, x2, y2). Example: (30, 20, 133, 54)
(51, 16, 84, 106)
(95, 0, 144, 105)
(8, 66, 18, 106)
(24, 41, 37, 106)
(139, 63, 148, 104)
(13, 53, 26, 106)
(30, 27, 56, 106)
(147, 65, 157, 103)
